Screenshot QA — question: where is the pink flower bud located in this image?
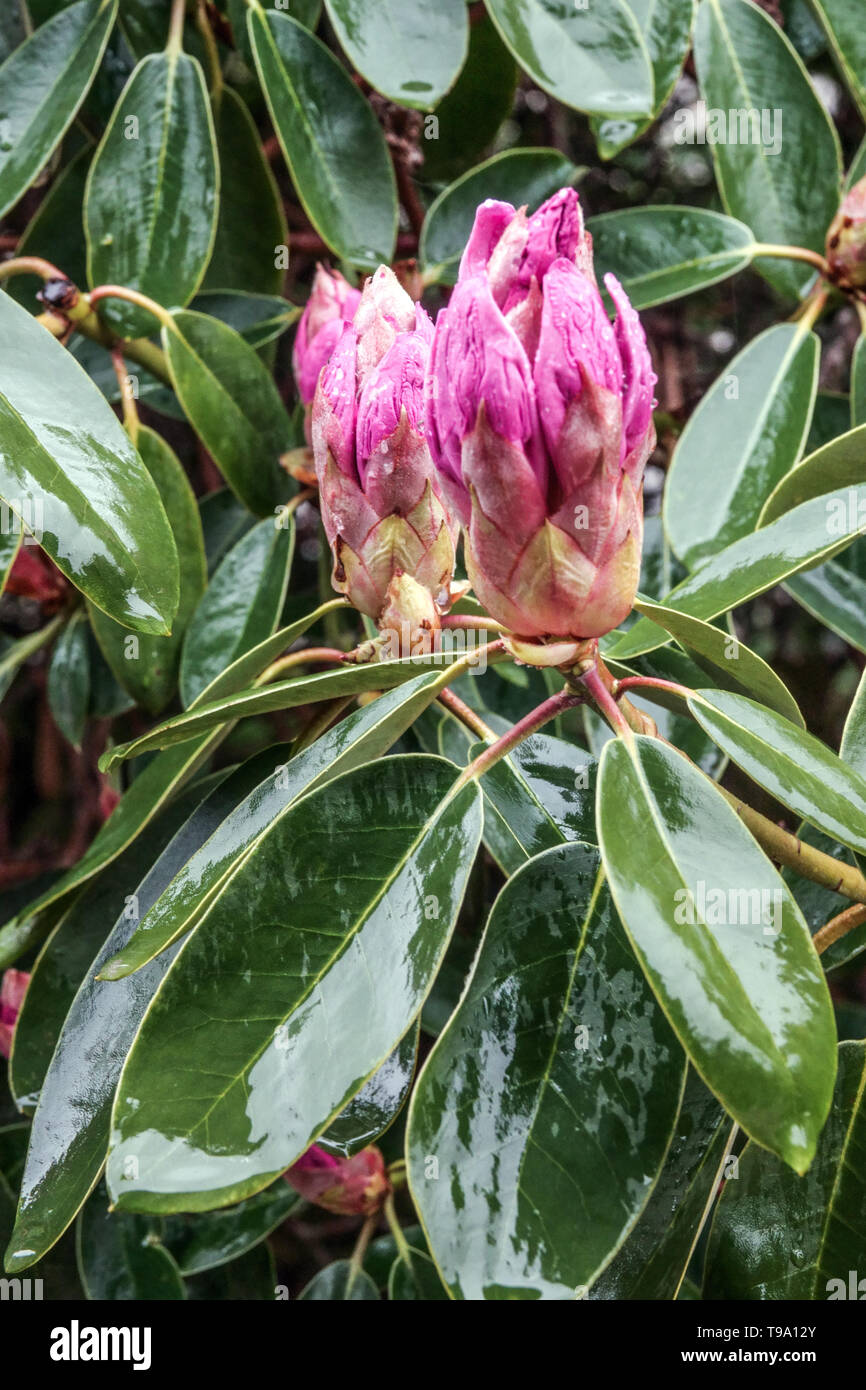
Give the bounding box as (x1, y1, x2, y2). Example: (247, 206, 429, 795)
(284, 1144, 390, 1216)
(0, 969, 29, 1059)
(425, 187, 656, 644)
(292, 265, 361, 406)
(827, 176, 866, 291)
(311, 274, 458, 640)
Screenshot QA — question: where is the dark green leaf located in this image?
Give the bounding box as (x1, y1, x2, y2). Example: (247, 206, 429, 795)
(47, 610, 90, 747)
(388, 1247, 448, 1300)
(419, 15, 516, 184)
(809, 0, 866, 118)
(76, 1185, 186, 1299)
(407, 842, 685, 1299)
(186, 1241, 277, 1299)
(299, 1259, 380, 1300)
(162, 1181, 298, 1276)
(591, 0, 697, 157)
(758, 422, 866, 523)
(323, 0, 468, 109)
(203, 86, 287, 297)
(320, 1025, 418, 1158)
(8, 144, 91, 311)
(588, 205, 755, 309)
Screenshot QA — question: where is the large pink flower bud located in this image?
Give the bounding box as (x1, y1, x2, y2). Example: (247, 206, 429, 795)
(284, 1144, 390, 1216)
(0, 968, 29, 1059)
(826, 176, 866, 292)
(425, 188, 656, 647)
(311, 267, 458, 651)
(292, 265, 362, 407)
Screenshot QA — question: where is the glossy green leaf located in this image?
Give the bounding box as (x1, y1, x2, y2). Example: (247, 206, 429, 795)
(693, 0, 842, 300)
(758, 422, 866, 524)
(47, 609, 91, 748)
(585, 684, 726, 778)
(324, 0, 468, 109)
(591, 0, 697, 157)
(419, 15, 516, 183)
(388, 1247, 449, 1301)
(162, 1181, 298, 1276)
(704, 1042, 866, 1298)
(89, 428, 206, 715)
(0, 0, 116, 219)
(587, 206, 755, 310)
(688, 688, 866, 856)
(3, 769, 263, 1273)
(597, 736, 836, 1172)
(0, 6, 27, 62)
(180, 516, 293, 708)
(664, 324, 819, 566)
(420, 148, 579, 284)
(485, 0, 653, 118)
(320, 1025, 418, 1158)
(810, 0, 866, 118)
(248, 5, 397, 268)
(841, 667, 866, 779)
(199, 487, 255, 576)
(0, 293, 178, 634)
(299, 1259, 380, 1301)
(631, 598, 803, 725)
(100, 649, 498, 769)
(106, 757, 482, 1213)
(203, 86, 287, 297)
(7, 781, 212, 1115)
(607, 483, 866, 660)
(784, 556, 866, 655)
(408, 842, 685, 1300)
(85, 49, 218, 339)
(99, 672, 460, 980)
(76, 1185, 186, 1300)
(189, 598, 346, 711)
(162, 309, 291, 516)
(468, 732, 598, 875)
(590, 1070, 733, 1300)
(194, 291, 298, 350)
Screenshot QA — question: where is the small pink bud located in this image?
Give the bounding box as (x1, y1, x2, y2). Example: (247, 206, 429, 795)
(826, 176, 866, 290)
(292, 265, 361, 406)
(284, 1144, 390, 1216)
(0, 969, 29, 1059)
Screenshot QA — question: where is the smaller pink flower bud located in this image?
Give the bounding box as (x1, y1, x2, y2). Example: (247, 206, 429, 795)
(352, 265, 417, 386)
(292, 265, 361, 407)
(0, 969, 29, 1059)
(284, 1144, 390, 1216)
(827, 177, 866, 291)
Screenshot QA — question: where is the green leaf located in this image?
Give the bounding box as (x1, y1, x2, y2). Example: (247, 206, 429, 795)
(194, 290, 299, 351)
(591, 0, 697, 157)
(420, 148, 579, 284)
(162, 309, 291, 516)
(323, 0, 468, 109)
(0, 293, 178, 633)
(7, 780, 211, 1115)
(76, 1185, 186, 1300)
(841, 667, 866, 780)
(248, 6, 397, 268)
(320, 1025, 418, 1158)
(590, 1070, 734, 1300)
(105, 757, 482, 1213)
(484, 0, 653, 118)
(8, 144, 91, 311)
(88, 427, 206, 714)
(0, 0, 117, 219)
(162, 1181, 298, 1276)
(693, 0, 842, 300)
(784, 552, 866, 655)
(631, 598, 803, 725)
(596, 736, 836, 1172)
(419, 15, 516, 184)
(186, 1241, 276, 1299)
(299, 1259, 380, 1301)
(202, 86, 287, 297)
(388, 1247, 448, 1301)
(587, 205, 755, 309)
(3, 768, 262, 1273)
(468, 732, 598, 874)
(85, 48, 218, 338)
(47, 610, 91, 748)
(99, 672, 457, 980)
(688, 688, 866, 856)
(100, 650, 497, 769)
(407, 842, 685, 1300)
(809, 0, 866, 118)
(188, 598, 345, 710)
(704, 1041, 866, 1298)
(663, 324, 819, 566)
(758, 422, 866, 524)
(607, 483, 866, 660)
(180, 516, 293, 708)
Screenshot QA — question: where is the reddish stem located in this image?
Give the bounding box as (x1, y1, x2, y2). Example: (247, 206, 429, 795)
(614, 676, 692, 701)
(454, 689, 585, 789)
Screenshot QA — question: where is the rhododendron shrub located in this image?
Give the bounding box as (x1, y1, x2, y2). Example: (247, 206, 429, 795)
(0, 0, 865, 1320)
